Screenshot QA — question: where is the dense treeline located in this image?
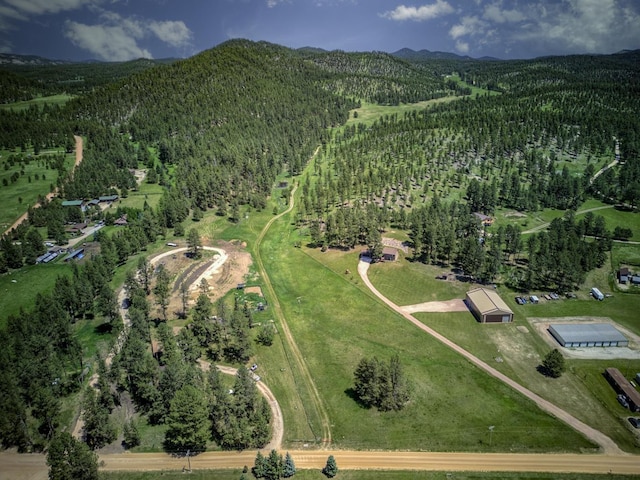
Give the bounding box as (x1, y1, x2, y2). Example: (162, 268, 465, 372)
(0, 58, 175, 99)
(0, 249, 119, 451)
(111, 260, 269, 451)
(302, 50, 453, 105)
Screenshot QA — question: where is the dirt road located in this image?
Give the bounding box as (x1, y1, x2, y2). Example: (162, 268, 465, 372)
(2, 135, 83, 236)
(95, 450, 640, 475)
(3, 448, 640, 479)
(358, 259, 624, 455)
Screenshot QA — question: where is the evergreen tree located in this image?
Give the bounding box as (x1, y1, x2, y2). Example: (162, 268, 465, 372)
(187, 228, 202, 259)
(165, 384, 211, 453)
(153, 264, 171, 322)
(322, 455, 338, 478)
(47, 432, 99, 480)
(540, 349, 566, 378)
(283, 451, 296, 478)
(122, 419, 140, 449)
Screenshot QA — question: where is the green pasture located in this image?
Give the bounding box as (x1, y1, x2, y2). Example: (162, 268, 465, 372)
(0, 149, 74, 229)
(261, 213, 595, 452)
(345, 97, 458, 127)
(0, 93, 74, 111)
(116, 181, 165, 211)
(0, 263, 70, 327)
(447, 73, 501, 98)
(101, 469, 633, 480)
(612, 243, 640, 270)
(359, 249, 640, 452)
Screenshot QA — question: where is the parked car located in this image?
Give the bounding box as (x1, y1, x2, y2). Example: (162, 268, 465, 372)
(550, 292, 560, 300)
(250, 363, 258, 371)
(530, 295, 539, 304)
(618, 394, 629, 409)
(629, 417, 640, 428)
(515, 297, 524, 305)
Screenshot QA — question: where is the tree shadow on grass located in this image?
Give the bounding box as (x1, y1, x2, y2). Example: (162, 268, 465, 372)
(94, 322, 114, 335)
(344, 387, 373, 410)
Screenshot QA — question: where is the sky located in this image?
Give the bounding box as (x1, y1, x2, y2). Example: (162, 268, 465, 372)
(0, 0, 639, 61)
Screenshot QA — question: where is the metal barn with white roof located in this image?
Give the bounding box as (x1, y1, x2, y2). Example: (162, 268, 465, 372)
(548, 323, 628, 347)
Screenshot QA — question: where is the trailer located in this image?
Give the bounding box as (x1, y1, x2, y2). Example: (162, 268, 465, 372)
(591, 287, 604, 301)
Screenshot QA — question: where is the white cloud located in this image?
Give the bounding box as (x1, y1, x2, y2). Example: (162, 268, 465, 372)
(449, 15, 487, 39)
(483, 2, 526, 23)
(148, 20, 192, 48)
(63, 11, 193, 61)
(0, 4, 26, 32)
(512, 0, 640, 54)
(381, 0, 454, 21)
(455, 40, 469, 53)
(4, 0, 96, 16)
(65, 20, 152, 61)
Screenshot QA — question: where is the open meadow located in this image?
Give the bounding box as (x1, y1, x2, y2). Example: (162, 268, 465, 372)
(0, 148, 74, 231)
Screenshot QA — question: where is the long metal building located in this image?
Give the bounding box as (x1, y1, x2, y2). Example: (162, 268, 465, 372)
(548, 323, 628, 347)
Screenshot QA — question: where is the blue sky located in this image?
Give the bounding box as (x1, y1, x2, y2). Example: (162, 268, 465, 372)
(1, 0, 639, 61)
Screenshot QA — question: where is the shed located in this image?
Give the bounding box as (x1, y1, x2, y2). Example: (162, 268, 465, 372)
(548, 323, 628, 347)
(619, 267, 630, 277)
(99, 195, 119, 202)
(633, 276, 640, 285)
(604, 367, 640, 412)
(61, 199, 83, 207)
(620, 275, 629, 284)
(466, 288, 513, 323)
(382, 247, 398, 261)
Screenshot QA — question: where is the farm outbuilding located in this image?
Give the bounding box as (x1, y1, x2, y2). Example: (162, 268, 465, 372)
(548, 323, 628, 347)
(381, 247, 398, 261)
(466, 288, 513, 323)
(604, 367, 640, 412)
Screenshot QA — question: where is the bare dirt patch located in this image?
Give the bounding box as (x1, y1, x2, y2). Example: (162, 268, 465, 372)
(400, 298, 468, 313)
(245, 285, 264, 296)
(150, 241, 253, 318)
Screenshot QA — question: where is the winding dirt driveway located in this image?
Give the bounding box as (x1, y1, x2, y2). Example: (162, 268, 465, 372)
(358, 258, 624, 455)
(198, 361, 284, 451)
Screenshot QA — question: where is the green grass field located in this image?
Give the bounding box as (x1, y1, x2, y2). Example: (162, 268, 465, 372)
(116, 181, 165, 211)
(260, 218, 596, 452)
(0, 94, 74, 111)
(0, 149, 74, 230)
(0, 263, 70, 327)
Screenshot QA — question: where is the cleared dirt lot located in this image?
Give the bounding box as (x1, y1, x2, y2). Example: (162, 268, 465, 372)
(151, 241, 253, 317)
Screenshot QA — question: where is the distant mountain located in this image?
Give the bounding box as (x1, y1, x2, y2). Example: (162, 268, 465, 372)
(392, 48, 501, 62)
(0, 53, 72, 66)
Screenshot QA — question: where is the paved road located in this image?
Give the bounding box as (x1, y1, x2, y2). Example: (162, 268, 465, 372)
(357, 258, 624, 455)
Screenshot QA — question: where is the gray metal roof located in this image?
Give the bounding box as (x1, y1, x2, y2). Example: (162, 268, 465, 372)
(549, 323, 627, 344)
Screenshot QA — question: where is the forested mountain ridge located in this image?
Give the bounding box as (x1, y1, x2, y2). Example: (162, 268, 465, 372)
(62, 40, 355, 212)
(0, 57, 177, 98)
(301, 49, 452, 104)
